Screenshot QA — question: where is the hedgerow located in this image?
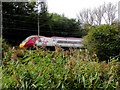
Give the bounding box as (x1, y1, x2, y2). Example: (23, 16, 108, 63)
(1, 46, 120, 89)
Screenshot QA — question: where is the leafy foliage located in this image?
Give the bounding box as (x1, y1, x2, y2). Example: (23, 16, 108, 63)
(83, 24, 120, 61)
(50, 13, 83, 37)
(2, 46, 120, 89)
(2, 39, 11, 52)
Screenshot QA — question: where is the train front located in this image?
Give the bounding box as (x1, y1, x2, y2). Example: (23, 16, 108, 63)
(19, 36, 38, 48)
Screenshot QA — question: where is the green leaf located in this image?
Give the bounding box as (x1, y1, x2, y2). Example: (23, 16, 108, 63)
(82, 75, 86, 87)
(57, 81, 62, 88)
(62, 83, 64, 89)
(35, 81, 42, 87)
(22, 57, 32, 63)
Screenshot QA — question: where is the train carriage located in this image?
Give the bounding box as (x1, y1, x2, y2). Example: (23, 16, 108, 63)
(19, 35, 84, 48)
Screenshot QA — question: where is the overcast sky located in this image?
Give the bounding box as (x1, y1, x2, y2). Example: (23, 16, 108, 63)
(47, 0, 119, 19)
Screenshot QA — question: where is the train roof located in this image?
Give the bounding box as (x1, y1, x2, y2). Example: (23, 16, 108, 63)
(51, 36, 84, 40)
(28, 35, 84, 40)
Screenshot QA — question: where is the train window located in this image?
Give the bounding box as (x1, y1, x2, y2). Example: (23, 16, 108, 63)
(57, 40, 81, 44)
(32, 38, 35, 41)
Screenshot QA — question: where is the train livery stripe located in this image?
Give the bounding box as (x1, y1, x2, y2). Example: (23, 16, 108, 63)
(51, 37, 84, 40)
(25, 37, 32, 43)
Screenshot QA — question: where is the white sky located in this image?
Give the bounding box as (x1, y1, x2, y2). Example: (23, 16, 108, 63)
(47, 0, 119, 19)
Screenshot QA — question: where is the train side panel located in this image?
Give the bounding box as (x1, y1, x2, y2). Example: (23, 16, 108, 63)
(35, 37, 54, 46)
(52, 37, 83, 48)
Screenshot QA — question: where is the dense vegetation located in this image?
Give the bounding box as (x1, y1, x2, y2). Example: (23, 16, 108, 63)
(1, 46, 120, 89)
(83, 24, 120, 61)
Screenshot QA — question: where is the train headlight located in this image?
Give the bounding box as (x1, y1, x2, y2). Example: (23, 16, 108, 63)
(19, 43, 25, 48)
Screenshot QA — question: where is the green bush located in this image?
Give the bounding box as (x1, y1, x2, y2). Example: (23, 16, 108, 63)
(83, 24, 120, 61)
(2, 39, 11, 52)
(1, 47, 120, 89)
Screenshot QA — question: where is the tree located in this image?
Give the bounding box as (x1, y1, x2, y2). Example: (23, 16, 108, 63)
(83, 24, 120, 61)
(103, 2, 117, 25)
(2, 2, 37, 45)
(49, 13, 84, 37)
(77, 2, 117, 26)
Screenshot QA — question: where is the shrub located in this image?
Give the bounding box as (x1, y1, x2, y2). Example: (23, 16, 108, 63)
(1, 47, 120, 89)
(2, 39, 11, 52)
(83, 24, 120, 61)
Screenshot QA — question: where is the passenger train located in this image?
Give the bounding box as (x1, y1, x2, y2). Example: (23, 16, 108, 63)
(19, 35, 84, 48)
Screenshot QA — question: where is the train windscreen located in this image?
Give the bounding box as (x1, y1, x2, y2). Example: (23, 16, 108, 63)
(22, 37, 31, 44)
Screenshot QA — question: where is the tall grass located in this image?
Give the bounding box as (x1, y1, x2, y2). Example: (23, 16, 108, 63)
(1, 46, 120, 89)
